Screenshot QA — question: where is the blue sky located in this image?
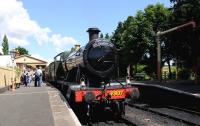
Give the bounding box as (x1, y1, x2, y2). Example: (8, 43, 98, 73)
(0, 0, 171, 63)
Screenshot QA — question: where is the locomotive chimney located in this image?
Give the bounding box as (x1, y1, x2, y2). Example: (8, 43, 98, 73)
(87, 27, 101, 41)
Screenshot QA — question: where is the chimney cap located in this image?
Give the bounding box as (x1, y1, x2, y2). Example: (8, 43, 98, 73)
(87, 27, 101, 33)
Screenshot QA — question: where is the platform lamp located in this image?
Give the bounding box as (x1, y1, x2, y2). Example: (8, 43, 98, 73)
(10, 50, 16, 91)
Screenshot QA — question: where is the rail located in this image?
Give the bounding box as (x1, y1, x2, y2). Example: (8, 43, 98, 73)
(129, 103, 200, 126)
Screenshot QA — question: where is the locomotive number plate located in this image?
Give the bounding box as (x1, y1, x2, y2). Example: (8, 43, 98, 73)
(110, 90, 123, 96)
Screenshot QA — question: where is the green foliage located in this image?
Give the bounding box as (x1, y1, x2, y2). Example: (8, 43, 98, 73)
(61, 51, 71, 61)
(100, 33, 104, 38)
(142, 3, 172, 77)
(111, 1, 199, 79)
(2, 34, 9, 55)
(63, 51, 70, 56)
(177, 68, 190, 80)
(136, 64, 146, 73)
(105, 33, 110, 40)
(111, 3, 171, 78)
(15, 46, 29, 55)
(99, 33, 110, 40)
(70, 47, 75, 52)
(15, 67, 21, 78)
(169, 0, 200, 71)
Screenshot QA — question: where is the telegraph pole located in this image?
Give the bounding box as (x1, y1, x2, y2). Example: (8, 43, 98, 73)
(156, 21, 196, 81)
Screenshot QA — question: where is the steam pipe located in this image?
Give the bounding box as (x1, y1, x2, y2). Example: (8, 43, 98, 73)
(156, 21, 196, 81)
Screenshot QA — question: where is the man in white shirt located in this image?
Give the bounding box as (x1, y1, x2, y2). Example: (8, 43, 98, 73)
(37, 67, 43, 87)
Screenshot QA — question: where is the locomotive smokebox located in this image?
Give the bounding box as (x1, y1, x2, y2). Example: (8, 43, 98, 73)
(87, 28, 101, 41)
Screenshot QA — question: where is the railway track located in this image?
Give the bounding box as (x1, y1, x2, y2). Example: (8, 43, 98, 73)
(166, 105, 200, 116)
(128, 103, 200, 126)
(54, 83, 200, 126)
(58, 83, 200, 126)
(82, 115, 137, 126)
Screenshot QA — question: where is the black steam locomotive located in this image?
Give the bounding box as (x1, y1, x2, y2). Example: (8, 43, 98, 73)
(45, 28, 139, 119)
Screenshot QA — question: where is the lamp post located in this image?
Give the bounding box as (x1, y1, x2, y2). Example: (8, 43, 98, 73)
(10, 50, 16, 91)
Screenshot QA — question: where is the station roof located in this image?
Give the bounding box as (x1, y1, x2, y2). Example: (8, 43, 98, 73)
(15, 55, 47, 67)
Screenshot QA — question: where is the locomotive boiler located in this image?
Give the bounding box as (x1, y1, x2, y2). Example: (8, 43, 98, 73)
(64, 28, 117, 86)
(46, 28, 139, 120)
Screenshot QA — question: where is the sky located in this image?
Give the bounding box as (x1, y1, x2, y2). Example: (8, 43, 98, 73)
(0, 0, 171, 63)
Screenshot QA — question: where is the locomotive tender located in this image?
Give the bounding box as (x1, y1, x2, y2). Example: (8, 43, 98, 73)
(46, 28, 139, 118)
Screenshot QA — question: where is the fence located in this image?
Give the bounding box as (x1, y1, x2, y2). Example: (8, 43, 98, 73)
(0, 66, 21, 89)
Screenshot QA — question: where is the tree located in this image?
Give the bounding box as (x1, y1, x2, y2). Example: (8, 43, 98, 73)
(68, 47, 75, 53)
(111, 3, 171, 78)
(142, 3, 172, 78)
(100, 33, 104, 38)
(112, 14, 150, 76)
(111, 21, 128, 76)
(123, 15, 149, 76)
(105, 33, 110, 40)
(2, 34, 9, 55)
(100, 33, 110, 40)
(61, 51, 71, 61)
(111, 22, 126, 49)
(15, 46, 29, 55)
(169, 0, 200, 80)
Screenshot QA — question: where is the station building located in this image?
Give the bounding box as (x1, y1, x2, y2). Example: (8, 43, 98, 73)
(0, 54, 47, 90)
(15, 55, 47, 70)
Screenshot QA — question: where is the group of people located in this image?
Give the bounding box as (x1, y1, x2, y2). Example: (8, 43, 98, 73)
(21, 67, 43, 87)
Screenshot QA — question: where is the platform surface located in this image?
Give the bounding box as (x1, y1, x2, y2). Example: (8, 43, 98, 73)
(132, 80, 200, 97)
(0, 83, 81, 126)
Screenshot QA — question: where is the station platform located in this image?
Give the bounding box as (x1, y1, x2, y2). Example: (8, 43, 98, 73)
(0, 83, 81, 126)
(132, 80, 200, 97)
(131, 80, 200, 112)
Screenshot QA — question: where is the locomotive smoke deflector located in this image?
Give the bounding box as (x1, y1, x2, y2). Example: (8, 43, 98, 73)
(87, 28, 101, 41)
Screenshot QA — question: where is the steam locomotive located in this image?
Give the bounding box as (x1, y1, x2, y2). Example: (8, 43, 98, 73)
(45, 28, 139, 119)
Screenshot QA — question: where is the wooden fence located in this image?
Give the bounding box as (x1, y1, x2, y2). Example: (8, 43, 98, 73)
(0, 66, 21, 88)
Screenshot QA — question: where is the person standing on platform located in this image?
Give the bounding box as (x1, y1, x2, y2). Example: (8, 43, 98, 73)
(34, 68, 38, 87)
(25, 73, 29, 86)
(37, 67, 43, 87)
(27, 69, 32, 86)
(23, 70, 28, 86)
(23, 71, 27, 86)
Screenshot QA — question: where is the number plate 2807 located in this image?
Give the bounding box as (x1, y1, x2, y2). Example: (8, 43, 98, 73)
(110, 90, 123, 96)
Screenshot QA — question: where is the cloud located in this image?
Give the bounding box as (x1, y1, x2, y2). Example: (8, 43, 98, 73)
(0, 0, 78, 52)
(46, 58, 54, 65)
(31, 54, 53, 65)
(50, 34, 78, 53)
(8, 37, 29, 46)
(31, 54, 46, 61)
(0, 0, 51, 46)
